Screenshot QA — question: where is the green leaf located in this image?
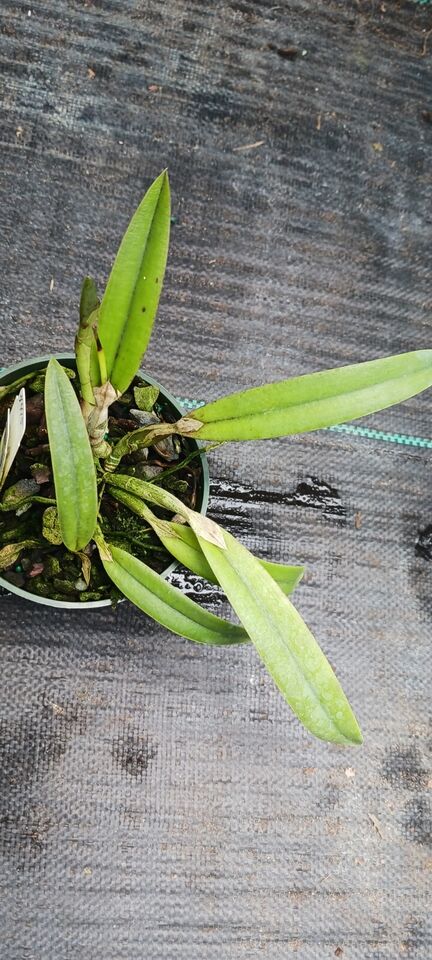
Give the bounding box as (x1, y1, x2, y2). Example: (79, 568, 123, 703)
(42, 505, 62, 545)
(0, 476, 56, 515)
(182, 351, 432, 441)
(30, 366, 75, 395)
(0, 371, 37, 401)
(98, 541, 249, 646)
(133, 384, 159, 411)
(98, 170, 171, 395)
(104, 471, 193, 516)
(188, 518, 362, 745)
(44, 359, 98, 552)
(109, 484, 304, 594)
(2, 479, 39, 509)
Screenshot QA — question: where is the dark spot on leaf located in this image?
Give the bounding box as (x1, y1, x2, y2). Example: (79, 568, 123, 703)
(155, 277, 159, 283)
(382, 745, 428, 790)
(141, 306, 146, 312)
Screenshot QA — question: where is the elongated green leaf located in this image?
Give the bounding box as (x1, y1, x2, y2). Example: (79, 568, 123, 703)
(104, 471, 193, 516)
(44, 359, 98, 551)
(99, 542, 249, 646)
(181, 351, 432, 441)
(109, 485, 304, 594)
(98, 170, 171, 394)
(187, 517, 362, 745)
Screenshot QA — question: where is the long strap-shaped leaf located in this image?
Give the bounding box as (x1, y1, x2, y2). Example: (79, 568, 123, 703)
(109, 485, 304, 594)
(187, 516, 362, 745)
(179, 351, 432, 441)
(45, 359, 98, 552)
(98, 543, 249, 646)
(98, 171, 171, 395)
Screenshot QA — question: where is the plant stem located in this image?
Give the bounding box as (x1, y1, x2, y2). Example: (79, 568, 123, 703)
(147, 443, 220, 485)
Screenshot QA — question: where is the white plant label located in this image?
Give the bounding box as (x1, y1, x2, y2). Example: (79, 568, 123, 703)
(0, 388, 27, 490)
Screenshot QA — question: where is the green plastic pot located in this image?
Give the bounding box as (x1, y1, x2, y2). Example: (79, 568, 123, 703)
(0, 353, 209, 609)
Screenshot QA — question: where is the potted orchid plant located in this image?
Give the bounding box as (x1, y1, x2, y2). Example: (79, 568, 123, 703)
(1, 170, 432, 746)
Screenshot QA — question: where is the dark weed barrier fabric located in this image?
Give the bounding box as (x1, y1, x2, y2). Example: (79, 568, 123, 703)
(0, 2, 431, 958)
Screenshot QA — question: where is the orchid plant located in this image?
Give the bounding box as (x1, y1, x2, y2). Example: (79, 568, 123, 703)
(2, 170, 432, 746)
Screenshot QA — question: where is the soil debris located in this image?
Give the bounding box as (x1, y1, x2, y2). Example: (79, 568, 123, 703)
(233, 139, 266, 152)
(368, 813, 385, 839)
(267, 42, 299, 60)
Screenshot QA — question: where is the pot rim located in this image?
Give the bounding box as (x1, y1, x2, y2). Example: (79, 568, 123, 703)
(0, 353, 209, 610)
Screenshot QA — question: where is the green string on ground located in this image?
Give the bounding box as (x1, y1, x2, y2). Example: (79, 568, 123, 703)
(326, 422, 432, 449)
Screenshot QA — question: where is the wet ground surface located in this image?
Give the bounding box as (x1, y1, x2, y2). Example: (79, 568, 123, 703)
(0, 2, 431, 958)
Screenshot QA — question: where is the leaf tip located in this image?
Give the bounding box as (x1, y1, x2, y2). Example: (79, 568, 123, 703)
(46, 357, 59, 373)
(349, 725, 363, 746)
(340, 711, 363, 746)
